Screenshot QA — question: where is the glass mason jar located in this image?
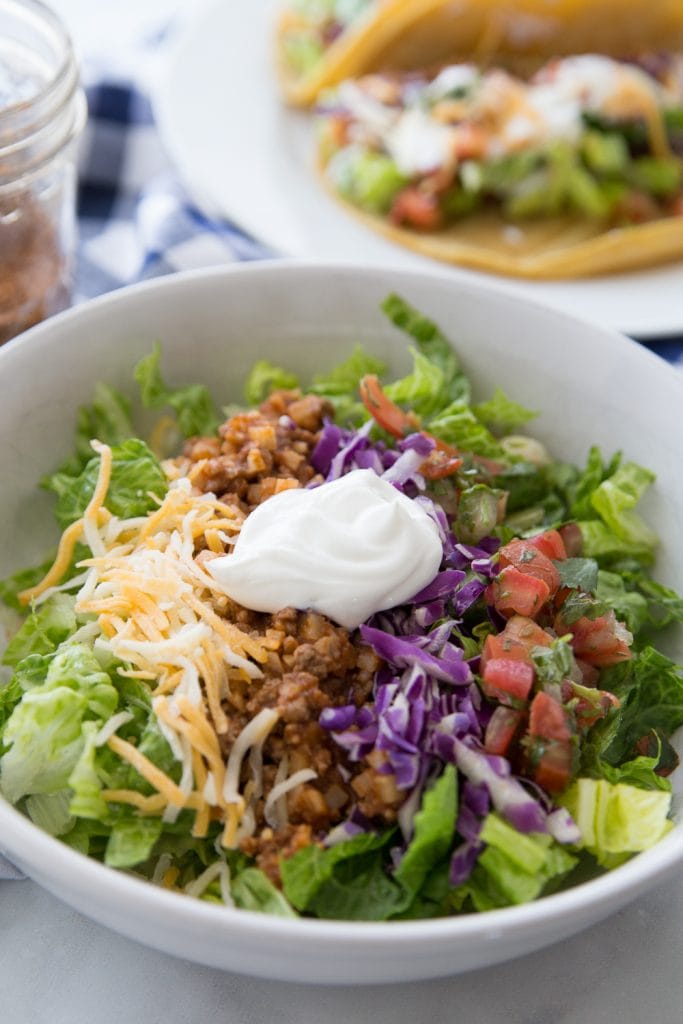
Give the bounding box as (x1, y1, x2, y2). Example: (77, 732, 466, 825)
(0, 0, 86, 345)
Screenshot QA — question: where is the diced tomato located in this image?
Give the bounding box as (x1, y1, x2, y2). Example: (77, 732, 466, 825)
(527, 692, 574, 793)
(559, 523, 584, 557)
(526, 529, 567, 562)
(390, 187, 443, 230)
(481, 657, 535, 704)
(359, 376, 462, 479)
(562, 611, 633, 667)
(486, 566, 551, 619)
(326, 114, 351, 148)
(480, 631, 529, 672)
(498, 539, 561, 596)
(484, 706, 525, 756)
(452, 123, 488, 160)
(420, 444, 463, 480)
(534, 741, 574, 793)
(572, 688, 620, 731)
(503, 615, 553, 652)
(359, 375, 419, 438)
(575, 657, 600, 687)
(529, 691, 572, 742)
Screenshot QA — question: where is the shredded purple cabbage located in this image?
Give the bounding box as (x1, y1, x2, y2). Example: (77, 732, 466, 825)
(314, 416, 577, 887)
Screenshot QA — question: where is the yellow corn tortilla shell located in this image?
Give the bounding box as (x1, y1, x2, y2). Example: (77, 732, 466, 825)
(320, 171, 683, 279)
(278, 0, 683, 107)
(277, 0, 448, 107)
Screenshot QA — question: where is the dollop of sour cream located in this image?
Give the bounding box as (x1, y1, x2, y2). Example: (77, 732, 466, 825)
(208, 469, 443, 631)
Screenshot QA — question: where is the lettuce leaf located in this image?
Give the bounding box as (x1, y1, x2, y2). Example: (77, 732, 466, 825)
(380, 294, 470, 403)
(577, 520, 655, 567)
(472, 388, 537, 435)
(1, 594, 77, 668)
(459, 814, 577, 910)
(311, 345, 385, 399)
(590, 463, 658, 553)
(596, 571, 650, 635)
(0, 556, 59, 613)
(385, 349, 448, 420)
(428, 401, 503, 458)
(0, 643, 117, 803)
(394, 765, 457, 898)
(67, 721, 109, 820)
(568, 446, 621, 520)
(24, 790, 74, 837)
(134, 343, 219, 438)
(105, 816, 164, 868)
(280, 828, 403, 919)
(50, 383, 135, 480)
(231, 867, 298, 917)
(592, 647, 683, 765)
(311, 345, 385, 424)
(44, 439, 168, 529)
(599, 751, 672, 792)
(560, 777, 671, 865)
(243, 360, 300, 406)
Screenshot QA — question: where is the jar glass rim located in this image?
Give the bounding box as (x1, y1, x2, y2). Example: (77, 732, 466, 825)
(0, 0, 77, 124)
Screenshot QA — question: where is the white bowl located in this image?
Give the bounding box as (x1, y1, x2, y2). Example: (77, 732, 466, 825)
(0, 262, 682, 983)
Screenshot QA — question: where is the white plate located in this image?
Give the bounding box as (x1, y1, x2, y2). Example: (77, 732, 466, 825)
(153, 0, 683, 339)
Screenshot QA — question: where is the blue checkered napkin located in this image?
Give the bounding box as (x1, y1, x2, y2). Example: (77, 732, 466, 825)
(75, 78, 272, 303)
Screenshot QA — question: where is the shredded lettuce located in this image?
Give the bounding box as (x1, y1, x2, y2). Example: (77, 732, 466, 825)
(243, 360, 300, 406)
(280, 829, 403, 919)
(458, 814, 577, 910)
(1, 594, 77, 668)
(44, 438, 168, 529)
(560, 778, 671, 866)
(105, 817, 164, 869)
(0, 557, 59, 613)
(52, 383, 135, 480)
(134, 343, 219, 438)
(428, 401, 503, 458)
(596, 647, 683, 766)
(589, 463, 658, 553)
(231, 867, 298, 917)
(0, 644, 117, 804)
(394, 766, 457, 898)
(381, 294, 470, 404)
(472, 388, 537, 435)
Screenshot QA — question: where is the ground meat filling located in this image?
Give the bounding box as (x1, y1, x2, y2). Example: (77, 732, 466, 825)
(176, 391, 403, 884)
(177, 389, 333, 515)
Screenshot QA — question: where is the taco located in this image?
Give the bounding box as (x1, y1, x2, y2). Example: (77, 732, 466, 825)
(315, 55, 683, 279)
(277, 0, 683, 107)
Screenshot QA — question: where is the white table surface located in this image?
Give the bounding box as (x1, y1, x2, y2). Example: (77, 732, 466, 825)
(3, 873, 683, 1023)
(3, 4, 682, 1021)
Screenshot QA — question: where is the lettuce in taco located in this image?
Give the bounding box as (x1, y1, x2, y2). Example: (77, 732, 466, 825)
(315, 54, 683, 278)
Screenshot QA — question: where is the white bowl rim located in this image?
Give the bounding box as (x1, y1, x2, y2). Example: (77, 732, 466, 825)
(0, 258, 682, 949)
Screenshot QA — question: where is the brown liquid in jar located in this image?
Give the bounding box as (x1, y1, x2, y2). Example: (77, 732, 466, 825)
(0, 194, 68, 345)
(0, 24, 80, 345)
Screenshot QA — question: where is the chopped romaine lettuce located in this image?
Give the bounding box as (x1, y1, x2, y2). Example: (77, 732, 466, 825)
(44, 438, 167, 529)
(560, 778, 671, 865)
(134, 343, 219, 438)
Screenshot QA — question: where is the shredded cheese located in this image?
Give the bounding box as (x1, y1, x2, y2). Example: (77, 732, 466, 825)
(263, 768, 318, 830)
(27, 440, 295, 856)
(107, 734, 187, 808)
